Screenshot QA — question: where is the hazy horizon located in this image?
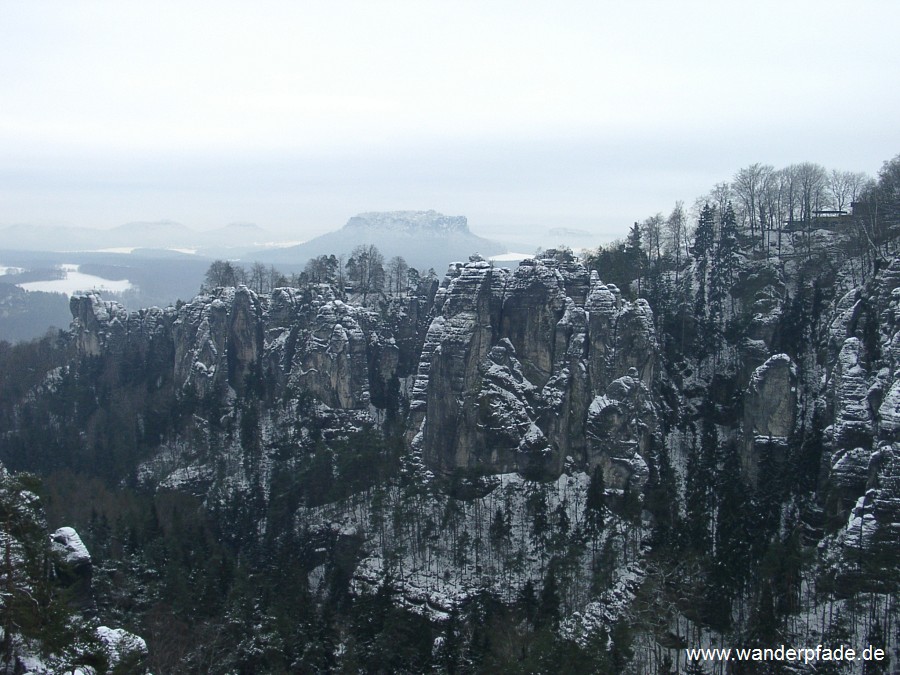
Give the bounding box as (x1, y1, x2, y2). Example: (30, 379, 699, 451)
(2, 2, 898, 247)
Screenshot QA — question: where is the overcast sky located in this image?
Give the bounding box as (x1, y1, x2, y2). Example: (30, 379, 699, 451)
(1, 1, 898, 246)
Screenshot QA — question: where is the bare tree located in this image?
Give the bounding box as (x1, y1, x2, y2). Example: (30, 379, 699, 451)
(664, 201, 688, 283)
(794, 162, 829, 256)
(733, 163, 774, 241)
(780, 164, 801, 226)
(346, 244, 385, 303)
(267, 265, 285, 290)
(248, 261, 267, 294)
(203, 260, 244, 290)
(795, 162, 828, 223)
(336, 254, 346, 296)
(829, 169, 870, 213)
(642, 213, 665, 264)
(386, 255, 409, 296)
(708, 182, 732, 237)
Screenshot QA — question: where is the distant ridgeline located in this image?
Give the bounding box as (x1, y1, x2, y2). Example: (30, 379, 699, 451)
(0, 157, 899, 672)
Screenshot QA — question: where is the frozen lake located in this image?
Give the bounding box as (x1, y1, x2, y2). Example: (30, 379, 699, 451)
(17, 264, 133, 296)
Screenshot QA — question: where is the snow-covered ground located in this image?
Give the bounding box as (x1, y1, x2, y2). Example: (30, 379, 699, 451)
(0, 264, 25, 275)
(17, 264, 133, 296)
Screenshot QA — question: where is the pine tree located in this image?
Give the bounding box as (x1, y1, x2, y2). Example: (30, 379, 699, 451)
(527, 487, 550, 565)
(489, 506, 510, 551)
(625, 221, 645, 297)
(718, 202, 740, 305)
(659, 652, 677, 675)
(684, 661, 708, 674)
(750, 582, 779, 646)
(684, 418, 717, 558)
(714, 441, 752, 597)
(517, 579, 538, 625)
(864, 619, 887, 675)
(709, 202, 739, 347)
(537, 564, 561, 628)
(584, 465, 605, 539)
(692, 204, 716, 357)
(645, 438, 680, 548)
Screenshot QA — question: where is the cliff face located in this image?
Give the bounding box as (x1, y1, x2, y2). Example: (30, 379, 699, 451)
(823, 257, 900, 579)
(69, 250, 660, 485)
(402, 254, 659, 479)
(66, 244, 900, 550)
(55, 236, 900, 668)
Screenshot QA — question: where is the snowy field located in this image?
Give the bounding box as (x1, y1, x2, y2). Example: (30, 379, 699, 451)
(17, 263, 133, 296)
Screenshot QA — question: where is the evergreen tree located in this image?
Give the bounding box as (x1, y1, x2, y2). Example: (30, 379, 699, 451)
(488, 506, 510, 551)
(527, 487, 550, 558)
(684, 418, 717, 558)
(537, 563, 561, 628)
(709, 201, 739, 345)
(659, 652, 677, 675)
(713, 440, 752, 598)
(625, 221, 645, 297)
(584, 464, 605, 539)
(645, 437, 680, 548)
(692, 204, 716, 357)
(750, 582, 779, 646)
(864, 619, 887, 675)
(517, 579, 538, 625)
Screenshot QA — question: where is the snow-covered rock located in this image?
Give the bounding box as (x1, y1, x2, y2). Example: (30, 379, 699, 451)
(50, 526, 91, 566)
(96, 625, 149, 669)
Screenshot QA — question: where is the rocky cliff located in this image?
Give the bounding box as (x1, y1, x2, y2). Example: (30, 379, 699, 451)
(12, 215, 900, 671)
(70, 250, 659, 488)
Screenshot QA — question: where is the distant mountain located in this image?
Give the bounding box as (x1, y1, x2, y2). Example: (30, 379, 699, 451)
(210, 221, 268, 234)
(108, 221, 193, 249)
(255, 210, 507, 272)
(0, 220, 275, 256)
(0, 223, 100, 252)
(110, 220, 188, 235)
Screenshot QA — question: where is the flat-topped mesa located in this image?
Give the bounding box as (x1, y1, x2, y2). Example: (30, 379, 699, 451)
(343, 210, 469, 234)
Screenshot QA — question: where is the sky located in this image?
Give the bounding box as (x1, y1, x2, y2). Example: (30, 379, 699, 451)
(1, 1, 898, 247)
